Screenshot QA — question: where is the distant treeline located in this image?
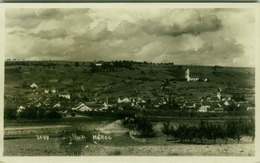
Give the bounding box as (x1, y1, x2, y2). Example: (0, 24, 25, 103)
(89, 60, 174, 73)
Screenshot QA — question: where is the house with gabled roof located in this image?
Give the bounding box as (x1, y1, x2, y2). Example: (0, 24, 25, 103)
(30, 83, 38, 89)
(17, 105, 25, 113)
(198, 105, 209, 112)
(72, 103, 92, 112)
(118, 97, 131, 103)
(53, 102, 61, 108)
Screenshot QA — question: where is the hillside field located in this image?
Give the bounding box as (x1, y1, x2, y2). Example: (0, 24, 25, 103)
(4, 61, 255, 104)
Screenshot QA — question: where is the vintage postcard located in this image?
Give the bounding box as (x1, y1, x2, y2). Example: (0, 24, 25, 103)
(0, 3, 259, 163)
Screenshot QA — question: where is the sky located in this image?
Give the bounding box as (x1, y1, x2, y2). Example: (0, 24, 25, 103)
(5, 8, 256, 67)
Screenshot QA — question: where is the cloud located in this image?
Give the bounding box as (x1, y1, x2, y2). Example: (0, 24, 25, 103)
(8, 30, 27, 36)
(164, 37, 244, 66)
(170, 15, 222, 36)
(139, 14, 222, 37)
(113, 20, 139, 40)
(5, 8, 90, 29)
(30, 28, 67, 40)
(5, 8, 256, 67)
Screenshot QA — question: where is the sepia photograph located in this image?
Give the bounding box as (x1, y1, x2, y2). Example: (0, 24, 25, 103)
(2, 4, 258, 158)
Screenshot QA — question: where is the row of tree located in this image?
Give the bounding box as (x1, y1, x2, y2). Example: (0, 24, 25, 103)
(4, 107, 62, 120)
(162, 119, 255, 144)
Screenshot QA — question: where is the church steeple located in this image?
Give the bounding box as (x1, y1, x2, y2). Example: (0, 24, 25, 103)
(185, 69, 190, 81)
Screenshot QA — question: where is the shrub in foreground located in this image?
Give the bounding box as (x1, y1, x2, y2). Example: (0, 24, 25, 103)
(122, 116, 155, 138)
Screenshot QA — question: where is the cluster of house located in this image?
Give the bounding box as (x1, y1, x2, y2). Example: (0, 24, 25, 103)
(117, 97, 148, 110)
(14, 73, 254, 116)
(16, 82, 149, 115)
(181, 96, 232, 113)
(178, 91, 254, 113)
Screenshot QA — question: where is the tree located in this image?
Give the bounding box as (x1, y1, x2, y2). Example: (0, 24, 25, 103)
(44, 109, 62, 119)
(140, 70, 146, 75)
(4, 107, 17, 119)
(122, 115, 155, 138)
(70, 112, 76, 117)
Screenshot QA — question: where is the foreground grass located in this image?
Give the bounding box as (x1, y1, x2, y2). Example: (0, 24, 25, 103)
(4, 116, 255, 156)
(4, 134, 254, 156)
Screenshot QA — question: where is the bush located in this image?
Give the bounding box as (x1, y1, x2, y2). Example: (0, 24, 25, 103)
(45, 109, 62, 119)
(70, 112, 76, 117)
(140, 70, 146, 75)
(108, 150, 122, 156)
(162, 122, 174, 136)
(4, 107, 17, 119)
(122, 116, 155, 138)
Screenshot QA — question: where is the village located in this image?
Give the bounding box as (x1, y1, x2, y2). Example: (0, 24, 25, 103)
(3, 60, 256, 156)
(3, 6, 257, 157)
(4, 60, 255, 120)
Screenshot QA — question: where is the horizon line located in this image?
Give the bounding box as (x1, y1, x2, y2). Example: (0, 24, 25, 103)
(4, 59, 255, 68)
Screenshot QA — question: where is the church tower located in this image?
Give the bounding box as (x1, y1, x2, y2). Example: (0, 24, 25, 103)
(185, 69, 190, 81)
